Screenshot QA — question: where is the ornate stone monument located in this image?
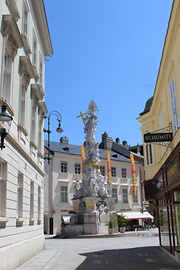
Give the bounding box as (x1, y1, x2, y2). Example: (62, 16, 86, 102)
(62, 101, 116, 235)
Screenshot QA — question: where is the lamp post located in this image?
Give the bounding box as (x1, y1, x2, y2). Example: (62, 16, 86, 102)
(0, 103, 13, 150)
(44, 110, 63, 163)
(44, 110, 63, 234)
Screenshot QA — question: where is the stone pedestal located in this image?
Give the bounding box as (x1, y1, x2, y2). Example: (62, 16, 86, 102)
(62, 197, 117, 236)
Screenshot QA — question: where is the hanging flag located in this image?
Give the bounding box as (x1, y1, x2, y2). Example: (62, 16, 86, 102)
(106, 150, 112, 182)
(130, 153, 137, 198)
(80, 145, 86, 169)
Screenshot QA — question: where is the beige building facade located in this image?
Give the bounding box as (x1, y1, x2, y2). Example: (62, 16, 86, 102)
(138, 0, 180, 262)
(44, 137, 143, 235)
(0, 1, 52, 269)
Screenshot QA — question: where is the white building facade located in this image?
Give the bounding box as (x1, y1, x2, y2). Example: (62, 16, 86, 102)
(44, 137, 142, 235)
(0, 1, 52, 269)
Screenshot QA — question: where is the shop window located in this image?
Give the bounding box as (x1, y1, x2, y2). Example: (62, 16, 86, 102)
(61, 186, 68, 202)
(112, 188, 117, 203)
(100, 166, 105, 176)
(170, 77, 179, 133)
(159, 208, 171, 251)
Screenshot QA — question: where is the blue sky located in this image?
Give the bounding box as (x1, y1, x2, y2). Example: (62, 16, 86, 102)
(43, 0, 173, 147)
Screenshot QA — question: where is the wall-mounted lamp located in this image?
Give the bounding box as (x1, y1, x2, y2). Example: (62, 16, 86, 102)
(0, 103, 13, 150)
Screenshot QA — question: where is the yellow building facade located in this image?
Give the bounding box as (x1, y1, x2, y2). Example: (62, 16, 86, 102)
(138, 0, 180, 262)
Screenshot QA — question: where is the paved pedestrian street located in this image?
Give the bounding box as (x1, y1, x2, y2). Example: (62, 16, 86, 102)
(16, 234, 180, 270)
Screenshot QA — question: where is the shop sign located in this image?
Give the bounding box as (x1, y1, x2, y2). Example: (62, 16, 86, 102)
(167, 156, 180, 185)
(144, 133, 173, 143)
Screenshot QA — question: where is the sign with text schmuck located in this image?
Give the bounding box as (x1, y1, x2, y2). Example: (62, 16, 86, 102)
(144, 132, 173, 143)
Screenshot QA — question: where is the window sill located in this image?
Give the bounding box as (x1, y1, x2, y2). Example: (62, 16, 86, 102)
(58, 179, 69, 183)
(29, 218, 35, 225)
(37, 218, 42, 225)
(18, 123, 28, 136)
(16, 217, 25, 223)
(73, 173, 82, 176)
(60, 172, 69, 176)
(0, 217, 10, 223)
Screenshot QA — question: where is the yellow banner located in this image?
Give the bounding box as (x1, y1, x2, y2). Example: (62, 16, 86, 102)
(130, 153, 137, 198)
(106, 150, 112, 182)
(80, 145, 86, 169)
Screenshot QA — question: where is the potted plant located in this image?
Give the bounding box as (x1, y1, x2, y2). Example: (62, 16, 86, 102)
(159, 211, 164, 232)
(105, 218, 116, 234)
(118, 214, 127, 233)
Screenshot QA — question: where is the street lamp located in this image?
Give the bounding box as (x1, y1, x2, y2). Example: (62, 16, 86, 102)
(44, 110, 63, 164)
(0, 103, 13, 150)
(44, 110, 63, 235)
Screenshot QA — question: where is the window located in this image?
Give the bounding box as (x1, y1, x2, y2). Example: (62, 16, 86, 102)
(0, 163, 3, 217)
(38, 186, 41, 219)
(23, 1, 29, 34)
(3, 51, 12, 102)
(75, 163, 81, 174)
(31, 105, 36, 142)
(61, 186, 68, 202)
(39, 54, 43, 84)
(61, 162, 67, 173)
(111, 167, 116, 177)
(30, 181, 34, 218)
(0, 162, 6, 217)
(123, 189, 128, 203)
(170, 77, 179, 133)
(133, 189, 138, 203)
(112, 188, 117, 203)
(100, 166, 105, 176)
(17, 173, 23, 218)
(20, 85, 26, 125)
(38, 114, 42, 154)
(122, 168, 127, 178)
(146, 143, 153, 165)
(33, 31, 37, 65)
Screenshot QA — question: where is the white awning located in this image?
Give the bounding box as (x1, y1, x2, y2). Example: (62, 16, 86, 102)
(117, 211, 154, 220)
(61, 215, 71, 224)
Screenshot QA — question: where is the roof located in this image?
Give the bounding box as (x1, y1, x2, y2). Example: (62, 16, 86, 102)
(44, 140, 140, 164)
(139, 96, 153, 116)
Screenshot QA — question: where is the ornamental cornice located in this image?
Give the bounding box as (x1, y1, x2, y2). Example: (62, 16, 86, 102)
(20, 56, 34, 82)
(6, 0, 20, 21)
(21, 32, 32, 56)
(38, 101, 48, 116)
(3, 15, 23, 48)
(31, 84, 42, 101)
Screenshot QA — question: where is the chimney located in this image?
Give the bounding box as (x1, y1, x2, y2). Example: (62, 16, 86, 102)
(137, 143, 141, 155)
(116, 138, 120, 144)
(122, 140, 127, 147)
(60, 136, 68, 144)
(99, 132, 113, 150)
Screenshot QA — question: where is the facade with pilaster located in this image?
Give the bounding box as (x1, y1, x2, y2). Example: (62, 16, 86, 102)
(0, 1, 52, 269)
(138, 0, 180, 262)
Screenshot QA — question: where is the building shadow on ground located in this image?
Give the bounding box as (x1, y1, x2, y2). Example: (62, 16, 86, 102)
(76, 246, 180, 270)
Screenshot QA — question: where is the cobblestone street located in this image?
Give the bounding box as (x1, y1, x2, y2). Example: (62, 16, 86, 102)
(16, 233, 180, 270)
